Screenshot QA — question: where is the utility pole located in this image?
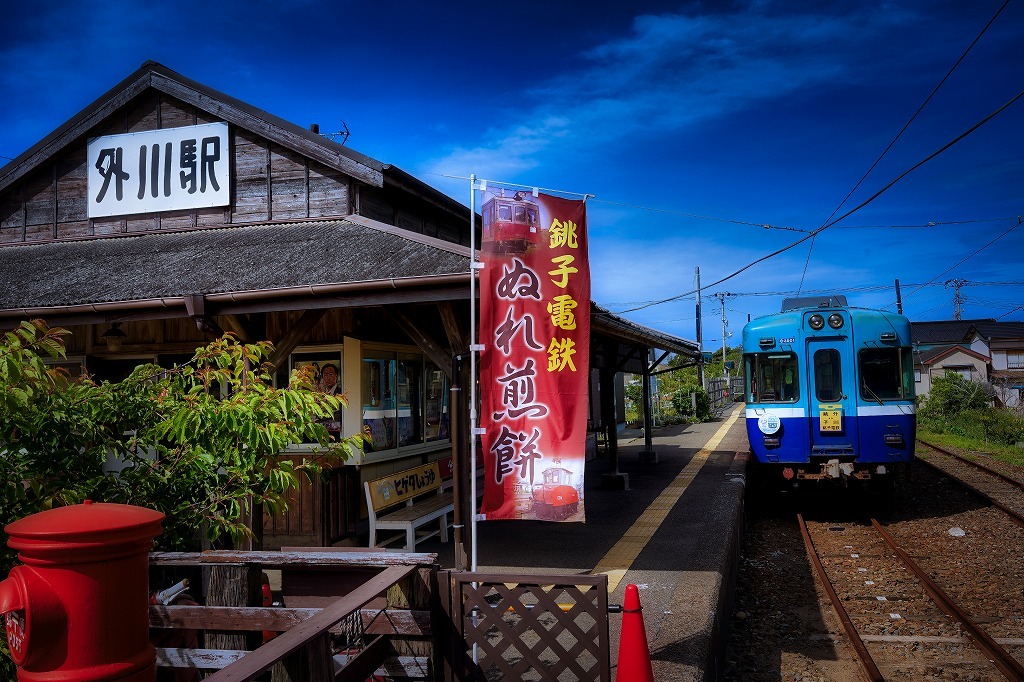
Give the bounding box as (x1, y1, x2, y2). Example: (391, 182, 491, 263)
(695, 267, 704, 389)
(715, 292, 732, 381)
(945, 279, 967, 320)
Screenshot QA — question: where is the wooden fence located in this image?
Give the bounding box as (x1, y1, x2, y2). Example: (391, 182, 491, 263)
(148, 553, 615, 681)
(149, 549, 438, 680)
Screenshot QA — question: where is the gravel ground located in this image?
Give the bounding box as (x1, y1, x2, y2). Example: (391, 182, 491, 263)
(724, 453, 1024, 682)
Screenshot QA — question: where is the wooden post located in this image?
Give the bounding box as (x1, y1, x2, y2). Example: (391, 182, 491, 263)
(270, 633, 333, 682)
(450, 354, 469, 571)
(386, 565, 435, 676)
(205, 566, 262, 651)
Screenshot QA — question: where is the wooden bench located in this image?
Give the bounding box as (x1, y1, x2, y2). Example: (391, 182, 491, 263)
(365, 462, 453, 552)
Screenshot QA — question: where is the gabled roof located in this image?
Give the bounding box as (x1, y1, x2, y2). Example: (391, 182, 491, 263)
(911, 319, 994, 344)
(0, 60, 385, 193)
(968, 321, 1024, 341)
(915, 344, 989, 366)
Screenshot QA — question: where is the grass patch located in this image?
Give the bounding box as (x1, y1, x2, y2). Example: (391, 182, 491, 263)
(917, 428, 1024, 468)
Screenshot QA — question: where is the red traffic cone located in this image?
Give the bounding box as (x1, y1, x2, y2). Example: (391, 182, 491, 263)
(616, 583, 654, 682)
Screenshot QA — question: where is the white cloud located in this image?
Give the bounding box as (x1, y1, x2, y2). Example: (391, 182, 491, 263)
(425, 5, 912, 179)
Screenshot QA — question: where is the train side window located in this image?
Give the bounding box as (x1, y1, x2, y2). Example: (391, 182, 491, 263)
(746, 352, 798, 403)
(814, 349, 843, 402)
(859, 348, 904, 401)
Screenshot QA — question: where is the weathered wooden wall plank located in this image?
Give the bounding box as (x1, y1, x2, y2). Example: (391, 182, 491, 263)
(271, 146, 308, 220)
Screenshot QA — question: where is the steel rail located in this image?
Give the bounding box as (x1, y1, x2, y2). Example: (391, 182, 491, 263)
(797, 514, 884, 682)
(918, 438, 1024, 491)
(915, 445, 1024, 528)
(870, 518, 1024, 682)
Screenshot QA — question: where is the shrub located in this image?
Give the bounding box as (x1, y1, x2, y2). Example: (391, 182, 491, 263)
(672, 385, 713, 422)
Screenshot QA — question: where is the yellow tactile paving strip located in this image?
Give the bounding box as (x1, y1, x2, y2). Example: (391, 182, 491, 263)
(593, 407, 743, 593)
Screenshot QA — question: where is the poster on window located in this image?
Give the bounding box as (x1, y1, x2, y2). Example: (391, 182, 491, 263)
(478, 189, 590, 522)
(292, 351, 343, 436)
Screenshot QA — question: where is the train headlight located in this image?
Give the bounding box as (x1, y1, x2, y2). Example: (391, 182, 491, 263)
(808, 314, 825, 330)
(828, 313, 844, 329)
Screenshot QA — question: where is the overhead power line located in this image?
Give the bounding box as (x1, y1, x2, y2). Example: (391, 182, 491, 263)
(893, 217, 1024, 305)
(797, 0, 1011, 296)
(819, 0, 1012, 230)
(611, 87, 1024, 316)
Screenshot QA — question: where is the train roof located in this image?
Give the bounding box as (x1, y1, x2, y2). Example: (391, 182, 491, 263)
(780, 294, 848, 311)
(742, 305, 912, 346)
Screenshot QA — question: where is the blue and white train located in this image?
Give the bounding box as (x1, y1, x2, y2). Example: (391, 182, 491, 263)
(742, 295, 916, 485)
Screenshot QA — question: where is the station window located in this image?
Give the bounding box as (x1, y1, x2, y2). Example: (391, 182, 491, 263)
(362, 349, 449, 453)
(859, 347, 914, 401)
(745, 352, 799, 403)
(290, 348, 344, 436)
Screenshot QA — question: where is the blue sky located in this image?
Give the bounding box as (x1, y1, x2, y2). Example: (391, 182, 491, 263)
(2, 0, 1022, 345)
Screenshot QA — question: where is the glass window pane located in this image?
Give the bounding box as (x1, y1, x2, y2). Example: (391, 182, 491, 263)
(903, 349, 916, 398)
(814, 349, 843, 402)
(514, 204, 527, 223)
(746, 353, 798, 403)
(859, 348, 904, 400)
(397, 355, 422, 447)
(497, 203, 512, 221)
(424, 364, 449, 442)
(362, 354, 396, 451)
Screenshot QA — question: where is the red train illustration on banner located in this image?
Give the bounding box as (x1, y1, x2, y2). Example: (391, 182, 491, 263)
(480, 190, 542, 254)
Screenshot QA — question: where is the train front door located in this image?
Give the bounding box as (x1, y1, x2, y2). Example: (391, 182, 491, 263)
(805, 338, 859, 459)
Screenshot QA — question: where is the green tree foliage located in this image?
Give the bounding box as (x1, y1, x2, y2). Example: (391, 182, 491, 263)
(672, 385, 713, 422)
(918, 372, 1024, 448)
(0, 320, 362, 561)
(919, 372, 991, 418)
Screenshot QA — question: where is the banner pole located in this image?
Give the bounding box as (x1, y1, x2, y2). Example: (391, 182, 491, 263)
(469, 174, 479, 574)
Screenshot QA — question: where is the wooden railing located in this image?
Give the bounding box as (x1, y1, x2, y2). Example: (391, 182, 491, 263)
(149, 549, 438, 681)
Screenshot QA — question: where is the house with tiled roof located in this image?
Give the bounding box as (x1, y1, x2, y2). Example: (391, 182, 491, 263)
(968, 322, 1024, 409)
(912, 343, 990, 398)
(910, 319, 993, 399)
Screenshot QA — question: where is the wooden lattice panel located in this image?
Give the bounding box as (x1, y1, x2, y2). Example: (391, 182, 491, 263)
(441, 571, 611, 681)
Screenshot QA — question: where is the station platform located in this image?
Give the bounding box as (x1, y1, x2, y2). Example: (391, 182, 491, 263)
(418, 401, 750, 681)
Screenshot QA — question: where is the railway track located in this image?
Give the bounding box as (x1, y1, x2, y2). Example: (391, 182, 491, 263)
(916, 439, 1024, 526)
(728, 445, 1024, 681)
(800, 514, 1024, 681)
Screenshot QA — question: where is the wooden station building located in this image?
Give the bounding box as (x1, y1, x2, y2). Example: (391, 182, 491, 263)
(0, 61, 699, 547)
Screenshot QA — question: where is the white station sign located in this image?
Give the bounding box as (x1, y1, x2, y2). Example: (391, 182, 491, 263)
(88, 122, 230, 218)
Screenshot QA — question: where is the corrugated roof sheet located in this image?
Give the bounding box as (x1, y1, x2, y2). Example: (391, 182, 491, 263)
(0, 218, 470, 309)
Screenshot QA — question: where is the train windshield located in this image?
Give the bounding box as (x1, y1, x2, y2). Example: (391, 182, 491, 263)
(859, 347, 914, 401)
(745, 352, 799, 403)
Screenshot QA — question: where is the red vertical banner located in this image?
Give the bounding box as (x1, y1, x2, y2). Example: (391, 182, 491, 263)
(478, 189, 590, 521)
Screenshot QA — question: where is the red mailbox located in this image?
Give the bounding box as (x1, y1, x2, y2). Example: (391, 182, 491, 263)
(0, 501, 164, 681)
